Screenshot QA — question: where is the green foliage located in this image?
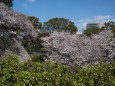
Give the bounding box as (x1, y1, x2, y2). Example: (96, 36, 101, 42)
(83, 21, 115, 37)
(22, 15, 43, 53)
(0, 54, 115, 86)
(104, 21, 115, 37)
(38, 32, 50, 37)
(0, 0, 14, 7)
(22, 36, 42, 53)
(30, 53, 45, 62)
(43, 17, 78, 34)
(104, 21, 115, 28)
(29, 16, 42, 30)
(0, 53, 21, 86)
(111, 26, 115, 37)
(74, 63, 115, 86)
(83, 28, 101, 37)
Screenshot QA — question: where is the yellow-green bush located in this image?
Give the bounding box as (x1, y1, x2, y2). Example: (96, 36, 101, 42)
(0, 54, 115, 86)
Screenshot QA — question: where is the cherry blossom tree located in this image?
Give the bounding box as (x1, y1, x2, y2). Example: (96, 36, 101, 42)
(41, 30, 114, 67)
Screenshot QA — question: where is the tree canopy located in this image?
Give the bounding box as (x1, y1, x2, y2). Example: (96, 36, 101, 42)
(41, 30, 114, 67)
(29, 16, 42, 30)
(104, 21, 115, 28)
(0, 0, 14, 7)
(104, 21, 115, 37)
(83, 27, 101, 37)
(43, 18, 78, 34)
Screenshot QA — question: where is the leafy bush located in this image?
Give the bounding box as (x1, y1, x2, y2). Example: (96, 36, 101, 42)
(0, 54, 115, 86)
(0, 53, 21, 86)
(74, 62, 115, 86)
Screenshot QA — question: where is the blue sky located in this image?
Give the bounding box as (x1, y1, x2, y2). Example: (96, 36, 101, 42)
(13, 0, 115, 32)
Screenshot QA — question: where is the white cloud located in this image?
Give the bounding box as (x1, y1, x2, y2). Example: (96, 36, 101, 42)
(78, 15, 115, 31)
(79, 19, 91, 23)
(94, 15, 113, 21)
(79, 15, 113, 23)
(23, 0, 36, 8)
(28, 0, 36, 3)
(24, 3, 28, 7)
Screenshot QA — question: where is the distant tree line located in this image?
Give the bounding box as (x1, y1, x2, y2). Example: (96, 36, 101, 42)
(83, 21, 115, 37)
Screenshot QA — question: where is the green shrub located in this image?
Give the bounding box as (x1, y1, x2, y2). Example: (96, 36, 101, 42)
(74, 62, 115, 86)
(0, 54, 115, 86)
(0, 53, 21, 86)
